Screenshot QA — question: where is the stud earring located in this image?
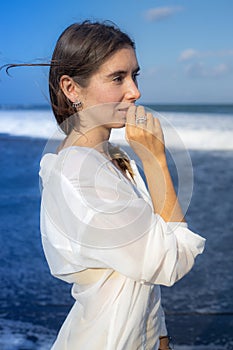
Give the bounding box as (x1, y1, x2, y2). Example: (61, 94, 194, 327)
(72, 100, 83, 111)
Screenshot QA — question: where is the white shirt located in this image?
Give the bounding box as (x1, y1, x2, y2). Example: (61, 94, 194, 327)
(39, 146, 205, 350)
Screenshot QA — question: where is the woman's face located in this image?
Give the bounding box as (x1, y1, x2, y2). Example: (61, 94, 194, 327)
(78, 47, 141, 128)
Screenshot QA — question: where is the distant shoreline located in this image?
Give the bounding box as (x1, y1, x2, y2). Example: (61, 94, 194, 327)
(1, 103, 233, 114)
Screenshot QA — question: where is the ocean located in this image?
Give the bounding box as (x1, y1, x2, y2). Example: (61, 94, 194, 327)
(0, 104, 233, 350)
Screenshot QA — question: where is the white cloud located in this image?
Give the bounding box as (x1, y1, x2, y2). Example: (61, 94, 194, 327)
(145, 6, 183, 22)
(212, 63, 229, 76)
(185, 62, 230, 78)
(179, 49, 199, 62)
(179, 48, 233, 62)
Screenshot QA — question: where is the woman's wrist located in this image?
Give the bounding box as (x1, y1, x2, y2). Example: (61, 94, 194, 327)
(142, 153, 168, 173)
(141, 152, 185, 222)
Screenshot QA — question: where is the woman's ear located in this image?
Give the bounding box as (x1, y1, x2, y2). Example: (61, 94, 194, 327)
(59, 75, 80, 103)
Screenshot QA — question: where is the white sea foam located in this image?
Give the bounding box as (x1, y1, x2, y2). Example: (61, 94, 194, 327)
(0, 319, 230, 350)
(0, 319, 55, 350)
(0, 109, 233, 150)
(0, 110, 60, 139)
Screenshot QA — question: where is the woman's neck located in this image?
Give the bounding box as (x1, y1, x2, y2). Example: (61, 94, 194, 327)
(59, 126, 112, 156)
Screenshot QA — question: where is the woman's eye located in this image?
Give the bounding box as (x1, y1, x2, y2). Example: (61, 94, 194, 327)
(113, 76, 123, 83)
(133, 72, 140, 82)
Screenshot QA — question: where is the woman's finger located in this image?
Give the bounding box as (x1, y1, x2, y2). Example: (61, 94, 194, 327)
(125, 105, 137, 141)
(126, 105, 136, 127)
(146, 112, 154, 133)
(135, 106, 147, 129)
(153, 117, 164, 139)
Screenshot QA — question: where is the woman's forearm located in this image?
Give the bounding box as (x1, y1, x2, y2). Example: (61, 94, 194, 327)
(142, 156, 185, 223)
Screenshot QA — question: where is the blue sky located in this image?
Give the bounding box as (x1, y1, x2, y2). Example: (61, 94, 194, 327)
(0, 0, 232, 105)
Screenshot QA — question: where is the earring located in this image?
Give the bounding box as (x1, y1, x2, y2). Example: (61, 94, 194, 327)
(72, 100, 83, 111)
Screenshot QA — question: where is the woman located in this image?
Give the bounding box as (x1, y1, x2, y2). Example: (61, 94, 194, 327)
(8, 21, 205, 349)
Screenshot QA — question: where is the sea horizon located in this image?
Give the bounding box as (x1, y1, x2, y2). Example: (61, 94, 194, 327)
(1, 102, 233, 114)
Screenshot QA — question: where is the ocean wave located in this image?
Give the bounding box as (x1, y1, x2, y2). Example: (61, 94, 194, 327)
(0, 109, 233, 150)
(0, 318, 55, 350)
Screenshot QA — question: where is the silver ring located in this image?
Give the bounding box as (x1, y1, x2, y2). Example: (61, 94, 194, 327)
(136, 115, 147, 124)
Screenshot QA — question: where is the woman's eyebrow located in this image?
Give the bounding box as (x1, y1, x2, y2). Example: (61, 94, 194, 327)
(107, 70, 127, 78)
(106, 66, 140, 79)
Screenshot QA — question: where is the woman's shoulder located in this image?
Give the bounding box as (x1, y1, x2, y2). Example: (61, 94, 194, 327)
(58, 146, 112, 178)
(40, 146, 108, 184)
(52, 146, 128, 184)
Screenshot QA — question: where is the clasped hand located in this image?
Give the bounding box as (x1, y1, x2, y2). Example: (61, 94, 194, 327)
(125, 105, 166, 164)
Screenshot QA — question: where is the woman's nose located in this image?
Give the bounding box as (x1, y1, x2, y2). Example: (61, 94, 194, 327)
(124, 80, 141, 102)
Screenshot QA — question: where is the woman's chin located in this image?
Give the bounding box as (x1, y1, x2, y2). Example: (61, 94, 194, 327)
(110, 122, 126, 129)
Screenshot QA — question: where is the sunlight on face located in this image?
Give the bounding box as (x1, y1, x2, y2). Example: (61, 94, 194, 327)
(78, 47, 141, 128)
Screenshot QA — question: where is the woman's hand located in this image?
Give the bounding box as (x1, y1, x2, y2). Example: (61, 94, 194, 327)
(125, 105, 166, 164)
(159, 335, 172, 350)
(126, 105, 185, 222)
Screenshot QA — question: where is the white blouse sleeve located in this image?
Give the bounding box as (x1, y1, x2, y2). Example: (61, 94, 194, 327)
(39, 147, 205, 287)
